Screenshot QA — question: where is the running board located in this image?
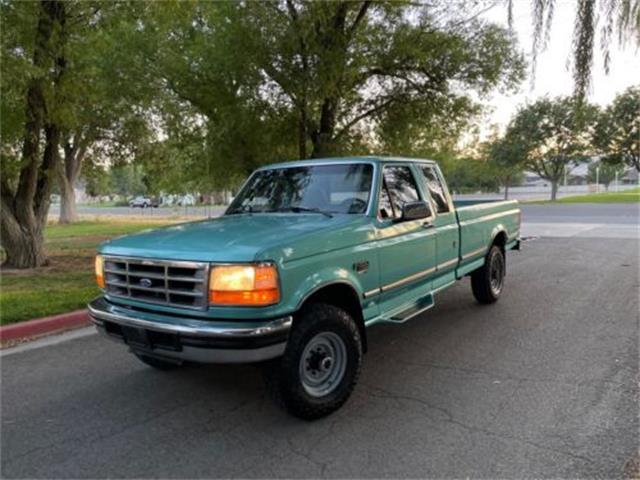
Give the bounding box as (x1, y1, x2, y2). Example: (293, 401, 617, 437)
(382, 294, 435, 324)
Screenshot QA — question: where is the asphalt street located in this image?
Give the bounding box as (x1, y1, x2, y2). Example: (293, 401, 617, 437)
(2, 207, 639, 478)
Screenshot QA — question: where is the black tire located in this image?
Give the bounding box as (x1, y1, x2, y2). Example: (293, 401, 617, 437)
(263, 302, 362, 420)
(471, 245, 505, 304)
(134, 352, 181, 370)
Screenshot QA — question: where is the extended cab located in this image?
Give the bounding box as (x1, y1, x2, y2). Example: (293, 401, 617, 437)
(90, 157, 521, 419)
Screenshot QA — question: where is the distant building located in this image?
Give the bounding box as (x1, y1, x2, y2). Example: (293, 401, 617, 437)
(621, 168, 639, 185)
(523, 157, 598, 187)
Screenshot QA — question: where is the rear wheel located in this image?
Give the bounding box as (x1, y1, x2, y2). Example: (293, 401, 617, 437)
(471, 245, 505, 304)
(263, 303, 362, 420)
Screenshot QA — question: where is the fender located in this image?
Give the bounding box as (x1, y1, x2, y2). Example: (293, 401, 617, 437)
(490, 224, 508, 247)
(290, 266, 364, 312)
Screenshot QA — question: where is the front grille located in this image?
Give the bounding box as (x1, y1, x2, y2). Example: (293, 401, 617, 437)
(103, 256, 209, 310)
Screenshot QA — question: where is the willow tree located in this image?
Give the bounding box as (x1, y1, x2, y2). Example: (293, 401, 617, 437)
(515, 0, 640, 99)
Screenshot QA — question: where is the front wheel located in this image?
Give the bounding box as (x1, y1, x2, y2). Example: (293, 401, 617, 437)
(263, 303, 362, 420)
(471, 245, 505, 304)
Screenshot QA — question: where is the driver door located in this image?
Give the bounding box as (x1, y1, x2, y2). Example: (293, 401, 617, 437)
(374, 164, 437, 314)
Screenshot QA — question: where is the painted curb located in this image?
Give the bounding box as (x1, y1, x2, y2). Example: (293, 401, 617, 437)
(0, 309, 90, 342)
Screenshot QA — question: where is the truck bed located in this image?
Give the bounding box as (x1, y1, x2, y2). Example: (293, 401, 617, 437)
(454, 199, 521, 276)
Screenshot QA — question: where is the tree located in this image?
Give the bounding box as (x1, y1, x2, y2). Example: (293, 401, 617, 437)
(243, 1, 525, 158)
(594, 86, 640, 172)
(518, 0, 640, 99)
(83, 163, 110, 199)
(54, 3, 153, 223)
(1, 1, 67, 268)
(587, 160, 624, 190)
(114, 2, 297, 192)
(507, 97, 598, 200)
(485, 131, 526, 199)
(111, 2, 524, 189)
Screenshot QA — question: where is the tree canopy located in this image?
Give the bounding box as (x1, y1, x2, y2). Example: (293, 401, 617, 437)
(504, 96, 599, 200)
(594, 86, 640, 171)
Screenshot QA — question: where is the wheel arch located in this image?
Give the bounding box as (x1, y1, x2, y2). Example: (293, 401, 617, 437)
(490, 227, 508, 252)
(296, 281, 367, 353)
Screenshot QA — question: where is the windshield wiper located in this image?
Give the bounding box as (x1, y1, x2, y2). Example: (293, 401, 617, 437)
(277, 206, 333, 218)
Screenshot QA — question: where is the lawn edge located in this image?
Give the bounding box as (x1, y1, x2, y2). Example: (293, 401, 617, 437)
(0, 309, 89, 343)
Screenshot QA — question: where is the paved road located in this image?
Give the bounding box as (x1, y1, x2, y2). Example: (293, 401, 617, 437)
(520, 203, 639, 239)
(2, 233, 638, 478)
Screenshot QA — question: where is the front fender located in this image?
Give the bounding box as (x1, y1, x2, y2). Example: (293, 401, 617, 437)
(282, 265, 365, 313)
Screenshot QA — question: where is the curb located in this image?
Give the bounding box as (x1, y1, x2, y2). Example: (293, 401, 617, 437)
(0, 309, 90, 342)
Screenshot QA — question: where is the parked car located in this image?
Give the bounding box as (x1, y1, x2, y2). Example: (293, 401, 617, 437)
(129, 196, 158, 208)
(90, 157, 521, 419)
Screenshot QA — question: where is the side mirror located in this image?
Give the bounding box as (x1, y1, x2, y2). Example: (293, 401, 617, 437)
(399, 200, 432, 222)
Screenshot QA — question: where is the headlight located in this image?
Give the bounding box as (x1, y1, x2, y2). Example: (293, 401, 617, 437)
(95, 255, 105, 288)
(209, 263, 280, 306)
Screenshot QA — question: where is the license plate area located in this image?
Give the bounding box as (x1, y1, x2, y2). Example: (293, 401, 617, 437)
(121, 326, 151, 349)
(107, 321, 183, 352)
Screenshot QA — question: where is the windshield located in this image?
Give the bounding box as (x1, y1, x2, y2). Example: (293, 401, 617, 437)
(227, 163, 374, 215)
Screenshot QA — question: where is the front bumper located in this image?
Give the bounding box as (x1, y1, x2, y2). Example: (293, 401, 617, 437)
(88, 297, 292, 364)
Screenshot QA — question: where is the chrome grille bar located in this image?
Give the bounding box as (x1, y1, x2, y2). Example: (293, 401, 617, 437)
(103, 256, 209, 310)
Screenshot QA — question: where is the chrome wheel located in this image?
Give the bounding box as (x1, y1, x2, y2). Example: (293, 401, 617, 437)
(299, 332, 347, 398)
(489, 251, 504, 295)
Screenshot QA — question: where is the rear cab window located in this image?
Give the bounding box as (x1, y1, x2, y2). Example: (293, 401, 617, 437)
(420, 165, 451, 214)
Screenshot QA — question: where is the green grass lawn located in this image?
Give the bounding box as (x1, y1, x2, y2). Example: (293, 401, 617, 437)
(0, 219, 177, 326)
(528, 187, 640, 204)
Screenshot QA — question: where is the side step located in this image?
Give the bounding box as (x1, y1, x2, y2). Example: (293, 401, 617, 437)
(384, 294, 435, 324)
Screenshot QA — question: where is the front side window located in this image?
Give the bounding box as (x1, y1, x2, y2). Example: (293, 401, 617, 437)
(421, 166, 450, 214)
(227, 163, 373, 215)
(378, 166, 420, 220)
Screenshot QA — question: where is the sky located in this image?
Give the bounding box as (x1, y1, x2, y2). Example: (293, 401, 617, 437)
(479, 0, 640, 131)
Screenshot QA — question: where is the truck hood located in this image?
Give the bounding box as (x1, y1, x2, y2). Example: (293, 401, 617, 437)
(99, 213, 370, 263)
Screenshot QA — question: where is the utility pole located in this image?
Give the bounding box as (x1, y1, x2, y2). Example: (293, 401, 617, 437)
(596, 166, 600, 193)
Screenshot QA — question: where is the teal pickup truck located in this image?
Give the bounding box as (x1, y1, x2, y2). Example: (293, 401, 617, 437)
(90, 157, 520, 419)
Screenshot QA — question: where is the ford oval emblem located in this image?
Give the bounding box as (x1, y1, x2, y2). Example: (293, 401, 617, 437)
(139, 278, 153, 288)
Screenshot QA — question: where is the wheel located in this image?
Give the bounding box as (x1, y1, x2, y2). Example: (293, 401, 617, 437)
(263, 303, 363, 420)
(134, 352, 181, 370)
(471, 245, 505, 304)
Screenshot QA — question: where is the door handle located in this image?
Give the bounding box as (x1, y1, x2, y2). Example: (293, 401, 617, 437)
(422, 222, 434, 229)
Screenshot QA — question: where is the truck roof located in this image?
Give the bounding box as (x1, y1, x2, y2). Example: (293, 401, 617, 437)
(259, 156, 436, 170)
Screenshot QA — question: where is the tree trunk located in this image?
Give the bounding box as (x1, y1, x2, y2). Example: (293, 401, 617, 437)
(550, 180, 559, 201)
(504, 183, 509, 200)
(298, 112, 308, 159)
(0, 208, 47, 269)
(311, 97, 339, 158)
(58, 175, 78, 223)
(58, 136, 87, 223)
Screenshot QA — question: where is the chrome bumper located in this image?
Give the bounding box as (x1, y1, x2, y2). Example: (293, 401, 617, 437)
(88, 297, 292, 364)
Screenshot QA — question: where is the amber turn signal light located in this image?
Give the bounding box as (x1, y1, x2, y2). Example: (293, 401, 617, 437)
(95, 255, 105, 289)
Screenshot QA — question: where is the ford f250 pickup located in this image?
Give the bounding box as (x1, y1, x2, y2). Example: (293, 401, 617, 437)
(90, 157, 521, 419)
